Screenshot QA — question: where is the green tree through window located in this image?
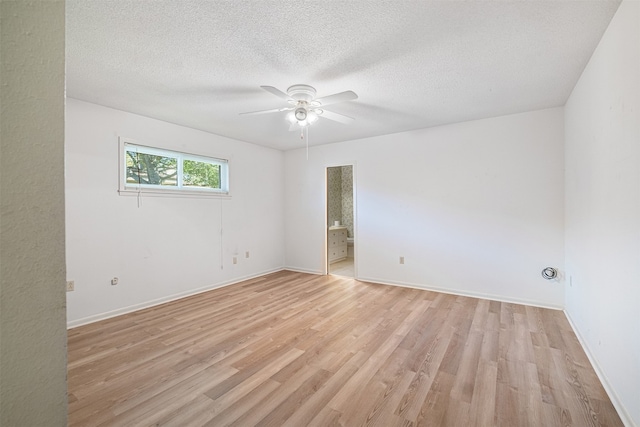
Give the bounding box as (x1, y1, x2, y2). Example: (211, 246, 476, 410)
(183, 159, 220, 189)
(127, 152, 177, 186)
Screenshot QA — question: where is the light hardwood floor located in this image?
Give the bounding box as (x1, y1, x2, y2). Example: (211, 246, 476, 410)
(329, 258, 354, 277)
(68, 270, 623, 426)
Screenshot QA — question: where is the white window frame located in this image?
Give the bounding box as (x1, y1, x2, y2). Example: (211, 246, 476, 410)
(118, 138, 230, 198)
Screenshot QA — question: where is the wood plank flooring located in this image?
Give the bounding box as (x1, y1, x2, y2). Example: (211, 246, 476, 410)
(329, 258, 354, 277)
(68, 270, 623, 426)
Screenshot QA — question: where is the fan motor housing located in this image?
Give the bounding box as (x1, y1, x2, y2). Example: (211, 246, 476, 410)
(287, 84, 316, 102)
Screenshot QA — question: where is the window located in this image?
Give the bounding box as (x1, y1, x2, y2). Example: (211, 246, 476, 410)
(120, 139, 229, 196)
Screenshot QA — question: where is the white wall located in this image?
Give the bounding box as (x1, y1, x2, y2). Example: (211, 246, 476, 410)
(564, 1, 640, 425)
(66, 99, 285, 326)
(285, 108, 565, 308)
(0, 1, 67, 425)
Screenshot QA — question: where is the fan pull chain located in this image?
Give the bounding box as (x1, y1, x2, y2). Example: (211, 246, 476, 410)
(299, 127, 309, 159)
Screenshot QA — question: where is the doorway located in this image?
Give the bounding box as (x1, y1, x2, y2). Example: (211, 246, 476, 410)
(326, 165, 355, 277)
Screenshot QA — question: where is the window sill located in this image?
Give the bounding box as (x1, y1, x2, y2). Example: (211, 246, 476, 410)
(118, 188, 231, 199)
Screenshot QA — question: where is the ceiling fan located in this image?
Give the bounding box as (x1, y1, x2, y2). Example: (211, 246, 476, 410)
(240, 84, 358, 130)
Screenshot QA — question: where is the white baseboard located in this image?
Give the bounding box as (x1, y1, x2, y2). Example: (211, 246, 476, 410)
(67, 267, 284, 329)
(563, 311, 636, 427)
(282, 266, 324, 275)
(356, 275, 564, 310)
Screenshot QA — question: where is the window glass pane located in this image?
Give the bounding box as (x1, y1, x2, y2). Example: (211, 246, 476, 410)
(121, 141, 229, 195)
(183, 159, 221, 189)
(126, 151, 178, 186)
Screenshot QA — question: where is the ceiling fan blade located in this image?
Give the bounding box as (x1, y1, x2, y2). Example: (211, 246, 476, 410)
(313, 90, 358, 107)
(260, 85, 292, 101)
(239, 107, 292, 116)
(317, 109, 354, 124)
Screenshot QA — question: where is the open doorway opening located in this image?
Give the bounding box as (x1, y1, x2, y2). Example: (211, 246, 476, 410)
(326, 165, 355, 277)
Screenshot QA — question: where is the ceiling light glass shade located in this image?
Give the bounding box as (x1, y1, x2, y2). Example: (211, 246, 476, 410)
(307, 110, 319, 124)
(286, 111, 297, 124)
(294, 107, 307, 121)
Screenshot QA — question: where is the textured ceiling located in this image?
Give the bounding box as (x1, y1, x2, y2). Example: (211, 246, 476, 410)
(66, 1, 621, 151)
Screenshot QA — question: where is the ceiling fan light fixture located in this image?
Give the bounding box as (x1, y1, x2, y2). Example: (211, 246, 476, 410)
(286, 110, 314, 127)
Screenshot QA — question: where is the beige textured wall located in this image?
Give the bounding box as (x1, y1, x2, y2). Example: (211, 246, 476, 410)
(0, 1, 67, 425)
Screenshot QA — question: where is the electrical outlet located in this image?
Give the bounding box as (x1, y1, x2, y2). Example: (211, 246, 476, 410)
(399, 256, 405, 265)
(111, 277, 119, 286)
(233, 256, 238, 265)
(245, 251, 250, 259)
(66, 281, 75, 292)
